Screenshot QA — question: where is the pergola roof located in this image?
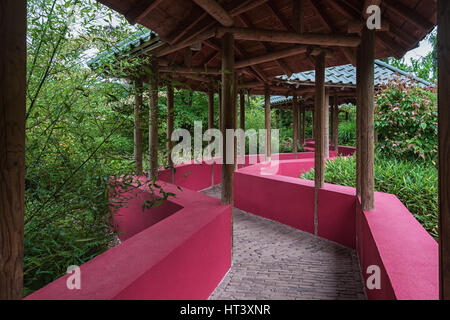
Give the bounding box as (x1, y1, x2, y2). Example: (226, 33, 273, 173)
(270, 58, 432, 108)
(95, 0, 436, 94)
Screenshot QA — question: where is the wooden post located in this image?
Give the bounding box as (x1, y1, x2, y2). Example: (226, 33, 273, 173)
(301, 105, 306, 145)
(324, 90, 330, 158)
(332, 96, 339, 152)
(0, 0, 26, 300)
(149, 59, 159, 180)
(134, 78, 144, 175)
(221, 32, 236, 205)
(293, 95, 299, 156)
(240, 91, 245, 131)
(208, 84, 215, 129)
(239, 91, 245, 166)
(314, 52, 326, 189)
(265, 85, 272, 160)
(438, 0, 450, 300)
(356, 47, 362, 196)
(358, 27, 375, 211)
(167, 82, 175, 182)
(219, 82, 223, 133)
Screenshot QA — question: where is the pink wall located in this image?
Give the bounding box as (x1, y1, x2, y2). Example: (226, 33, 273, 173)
(317, 184, 356, 249)
(26, 182, 231, 300)
(359, 193, 439, 300)
(235, 163, 316, 234)
(234, 159, 438, 300)
(112, 189, 183, 241)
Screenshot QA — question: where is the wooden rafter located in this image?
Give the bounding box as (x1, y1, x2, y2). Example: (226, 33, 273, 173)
(191, 0, 235, 27)
(125, 0, 164, 25)
(216, 27, 361, 47)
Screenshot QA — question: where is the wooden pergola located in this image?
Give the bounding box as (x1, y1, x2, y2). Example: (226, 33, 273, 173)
(2, 0, 450, 300)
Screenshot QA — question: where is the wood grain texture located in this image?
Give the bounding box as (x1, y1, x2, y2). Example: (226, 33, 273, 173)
(134, 78, 144, 175)
(208, 85, 215, 130)
(0, 0, 26, 300)
(148, 59, 159, 179)
(265, 85, 271, 160)
(324, 90, 330, 159)
(359, 28, 375, 211)
(292, 95, 299, 155)
(221, 33, 235, 205)
(314, 52, 326, 189)
(438, 0, 450, 300)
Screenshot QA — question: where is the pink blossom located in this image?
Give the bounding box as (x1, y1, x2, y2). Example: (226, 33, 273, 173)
(393, 107, 399, 111)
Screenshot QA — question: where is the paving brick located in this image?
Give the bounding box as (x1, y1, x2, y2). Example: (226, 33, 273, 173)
(202, 185, 366, 301)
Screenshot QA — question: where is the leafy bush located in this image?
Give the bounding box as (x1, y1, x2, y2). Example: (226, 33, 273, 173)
(338, 120, 356, 147)
(302, 155, 438, 238)
(375, 79, 437, 160)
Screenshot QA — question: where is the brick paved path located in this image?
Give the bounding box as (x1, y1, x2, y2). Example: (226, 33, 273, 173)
(201, 185, 366, 300)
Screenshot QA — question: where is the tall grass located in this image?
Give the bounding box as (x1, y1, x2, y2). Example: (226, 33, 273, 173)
(302, 155, 438, 238)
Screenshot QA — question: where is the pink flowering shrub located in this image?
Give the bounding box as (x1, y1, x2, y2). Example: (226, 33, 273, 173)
(375, 78, 437, 161)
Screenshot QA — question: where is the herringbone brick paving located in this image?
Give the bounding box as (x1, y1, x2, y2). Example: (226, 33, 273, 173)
(201, 185, 366, 300)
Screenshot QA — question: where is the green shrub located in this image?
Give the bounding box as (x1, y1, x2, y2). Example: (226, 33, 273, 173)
(338, 121, 356, 147)
(302, 155, 438, 238)
(375, 79, 437, 160)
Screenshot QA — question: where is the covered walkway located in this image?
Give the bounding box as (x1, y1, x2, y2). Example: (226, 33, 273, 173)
(202, 186, 366, 300)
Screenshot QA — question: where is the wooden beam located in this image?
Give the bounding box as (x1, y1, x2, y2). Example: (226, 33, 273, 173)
(438, 0, 450, 300)
(324, 89, 330, 159)
(358, 27, 375, 211)
(221, 33, 235, 205)
(265, 85, 272, 160)
(235, 14, 294, 77)
(293, 95, 299, 155)
(235, 45, 308, 69)
(293, 0, 305, 34)
(240, 91, 245, 130)
(192, 0, 235, 27)
(149, 59, 159, 179)
(125, 0, 164, 24)
(217, 27, 361, 47)
(208, 84, 215, 129)
(301, 103, 306, 145)
(159, 65, 221, 75)
(167, 82, 175, 178)
(134, 78, 144, 175)
(314, 51, 326, 189)
(155, 29, 216, 57)
(0, 0, 26, 300)
(383, 0, 434, 32)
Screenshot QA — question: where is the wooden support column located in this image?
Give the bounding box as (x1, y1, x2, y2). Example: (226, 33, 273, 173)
(356, 47, 362, 196)
(332, 96, 339, 152)
(134, 78, 144, 175)
(167, 82, 175, 182)
(265, 85, 272, 160)
(221, 32, 236, 205)
(208, 84, 215, 129)
(314, 52, 326, 189)
(240, 92, 245, 131)
(438, 0, 450, 300)
(293, 95, 299, 155)
(324, 90, 330, 159)
(301, 104, 306, 145)
(358, 27, 375, 211)
(0, 0, 26, 300)
(149, 59, 159, 180)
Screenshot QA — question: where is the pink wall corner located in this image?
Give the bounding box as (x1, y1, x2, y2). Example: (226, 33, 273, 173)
(26, 183, 232, 300)
(114, 205, 232, 300)
(317, 184, 356, 249)
(234, 170, 315, 234)
(113, 188, 183, 241)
